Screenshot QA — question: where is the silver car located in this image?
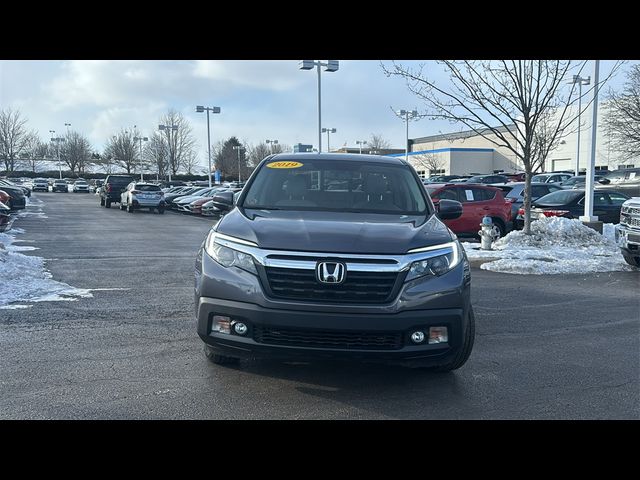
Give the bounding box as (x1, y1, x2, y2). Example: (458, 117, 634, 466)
(120, 182, 166, 214)
(73, 180, 90, 193)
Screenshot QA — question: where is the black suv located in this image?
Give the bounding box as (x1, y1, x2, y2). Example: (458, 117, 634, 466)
(195, 154, 474, 371)
(100, 175, 134, 208)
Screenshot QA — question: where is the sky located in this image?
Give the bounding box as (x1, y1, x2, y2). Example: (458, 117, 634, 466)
(0, 60, 635, 173)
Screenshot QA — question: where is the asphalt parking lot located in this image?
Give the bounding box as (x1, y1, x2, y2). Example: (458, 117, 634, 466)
(0, 191, 638, 419)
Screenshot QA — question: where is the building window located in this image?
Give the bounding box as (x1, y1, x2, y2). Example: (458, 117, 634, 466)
(618, 164, 635, 169)
(430, 169, 445, 175)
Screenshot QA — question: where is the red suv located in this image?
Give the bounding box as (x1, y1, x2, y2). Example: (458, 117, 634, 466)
(425, 184, 513, 237)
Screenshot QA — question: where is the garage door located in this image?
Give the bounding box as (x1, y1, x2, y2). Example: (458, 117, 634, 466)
(551, 158, 572, 171)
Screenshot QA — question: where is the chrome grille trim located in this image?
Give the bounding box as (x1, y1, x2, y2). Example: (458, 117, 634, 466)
(212, 234, 456, 273)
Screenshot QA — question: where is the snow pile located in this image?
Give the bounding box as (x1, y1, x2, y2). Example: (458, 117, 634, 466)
(0, 224, 92, 309)
(463, 216, 636, 274)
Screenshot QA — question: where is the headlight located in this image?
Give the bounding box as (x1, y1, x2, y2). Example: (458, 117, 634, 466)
(405, 241, 462, 281)
(204, 231, 258, 275)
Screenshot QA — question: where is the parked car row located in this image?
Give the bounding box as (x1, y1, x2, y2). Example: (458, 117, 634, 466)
(0, 179, 27, 210)
(97, 174, 243, 216)
(515, 189, 631, 228)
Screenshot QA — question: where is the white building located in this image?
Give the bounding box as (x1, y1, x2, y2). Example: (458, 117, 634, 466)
(545, 102, 637, 173)
(391, 125, 522, 178)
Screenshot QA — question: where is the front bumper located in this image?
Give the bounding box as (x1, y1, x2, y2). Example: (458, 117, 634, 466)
(615, 223, 640, 256)
(176, 203, 192, 212)
(195, 247, 471, 367)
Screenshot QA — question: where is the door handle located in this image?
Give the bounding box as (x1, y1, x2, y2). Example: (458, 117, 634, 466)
(482, 206, 491, 210)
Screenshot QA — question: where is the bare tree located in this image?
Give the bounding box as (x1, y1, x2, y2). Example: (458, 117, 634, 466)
(20, 132, 48, 172)
(145, 132, 168, 177)
(247, 142, 272, 167)
(412, 152, 445, 175)
(104, 129, 138, 174)
(383, 60, 622, 234)
(604, 64, 640, 161)
(60, 131, 93, 176)
(0, 108, 30, 172)
(270, 142, 290, 155)
(158, 109, 198, 176)
(94, 153, 117, 174)
(368, 133, 392, 151)
(182, 150, 199, 175)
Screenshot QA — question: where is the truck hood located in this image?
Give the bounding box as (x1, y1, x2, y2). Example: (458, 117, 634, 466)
(215, 208, 454, 255)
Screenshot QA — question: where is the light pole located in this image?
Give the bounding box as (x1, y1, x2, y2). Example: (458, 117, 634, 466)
(50, 130, 64, 179)
(133, 135, 148, 181)
(196, 105, 221, 187)
(396, 109, 418, 162)
(356, 140, 368, 154)
(233, 145, 245, 183)
(321, 128, 336, 152)
(580, 60, 600, 224)
(158, 124, 178, 182)
(567, 74, 591, 176)
(299, 60, 339, 153)
(266, 139, 278, 154)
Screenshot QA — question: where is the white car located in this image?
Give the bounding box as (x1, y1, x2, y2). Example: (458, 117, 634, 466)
(120, 182, 166, 214)
(73, 180, 90, 193)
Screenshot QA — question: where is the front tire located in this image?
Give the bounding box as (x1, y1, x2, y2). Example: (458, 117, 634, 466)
(622, 251, 640, 267)
(204, 344, 240, 366)
(158, 207, 165, 214)
(491, 218, 506, 239)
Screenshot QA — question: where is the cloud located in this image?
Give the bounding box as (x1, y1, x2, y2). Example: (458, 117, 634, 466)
(192, 60, 303, 91)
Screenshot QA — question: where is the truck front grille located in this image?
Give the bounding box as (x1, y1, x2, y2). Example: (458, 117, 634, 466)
(621, 214, 640, 228)
(264, 267, 398, 303)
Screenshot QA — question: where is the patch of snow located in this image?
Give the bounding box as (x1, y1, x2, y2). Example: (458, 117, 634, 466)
(0, 224, 93, 308)
(0, 304, 33, 310)
(462, 217, 636, 275)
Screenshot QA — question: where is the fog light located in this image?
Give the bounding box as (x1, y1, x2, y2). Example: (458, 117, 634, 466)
(211, 315, 231, 334)
(428, 326, 448, 344)
(233, 322, 248, 335)
(411, 331, 425, 344)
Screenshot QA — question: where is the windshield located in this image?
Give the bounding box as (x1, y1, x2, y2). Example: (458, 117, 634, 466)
(465, 176, 486, 183)
(532, 174, 549, 183)
(535, 189, 582, 205)
(241, 159, 429, 215)
(562, 177, 582, 185)
(136, 184, 160, 191)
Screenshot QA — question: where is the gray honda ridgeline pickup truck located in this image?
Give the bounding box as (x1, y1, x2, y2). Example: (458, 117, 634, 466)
(195, 154, 474, 371)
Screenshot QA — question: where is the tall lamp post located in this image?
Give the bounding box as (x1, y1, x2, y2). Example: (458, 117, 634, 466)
(321, 128, 336, 152)
(233, 145, 245, 183)
(396, 109, 418, 162)
(133, 135, 148, 181)
(196, 105, 221, 187)
(266, 139, 278, 154)
(49, 130, 64, 179)
(356, 140, 368, 154)
(580, 60, 600, 225)
(299, 60, 339, 153)
(567, 74, 591, 177)
(158, 124, 178, 182)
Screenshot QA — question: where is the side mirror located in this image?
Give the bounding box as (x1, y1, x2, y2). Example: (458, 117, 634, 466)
(598, 178, 610, 184)
(211, 191, 234, 212)
(437, 199, 463, 220)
